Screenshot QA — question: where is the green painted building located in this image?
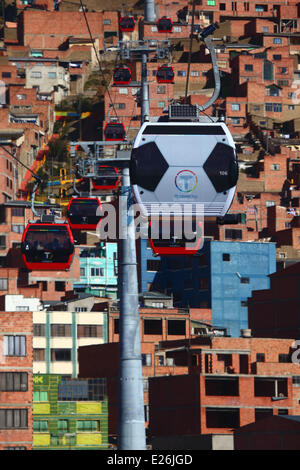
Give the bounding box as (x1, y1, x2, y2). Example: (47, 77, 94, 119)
(33, 374, 108, 450)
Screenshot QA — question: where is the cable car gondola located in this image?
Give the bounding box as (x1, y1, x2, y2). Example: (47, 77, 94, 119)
(92, 165, 119, 191)
(156, 65, 175, 84)
(113, 65, 132, 86)
(104, 122, 126, 141)
(157, 17, 173, 33)
(148, 220, 203, 255)
(130, 121, 238, 218)
(66, 197, 103, 231)
(21, 223, 74, 271)
(119, 16, 135, 32)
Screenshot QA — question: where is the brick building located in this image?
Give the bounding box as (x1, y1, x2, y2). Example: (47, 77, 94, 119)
(248, 262, 300, 338)
(0, 311, 33, 450)
(148, 334, 300, 449)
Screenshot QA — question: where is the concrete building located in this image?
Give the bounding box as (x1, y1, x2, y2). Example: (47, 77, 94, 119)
(148, 334, 300, 449)
(75, 243, 118, 300)
(26, 64, 70, 104)
(140, 238, 276, 337)
(33, 374, 108, 450)
(33, 297, 108, 377)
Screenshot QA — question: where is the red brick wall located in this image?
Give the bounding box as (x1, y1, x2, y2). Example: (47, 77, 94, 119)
(0, 311, 33, 450)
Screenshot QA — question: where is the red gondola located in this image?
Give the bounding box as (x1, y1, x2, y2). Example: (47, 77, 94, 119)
(92, 165, 119, 191)
(104, 122, 126, 141)
(21, 223, 74, 271)
(119, 16, 135, 32)
(157, 17, 173, 33)
(113, 65, 132, 85)
(148, 220, 203, 255)
(66, 197, 103, 231)
(156, 65, 175, 84)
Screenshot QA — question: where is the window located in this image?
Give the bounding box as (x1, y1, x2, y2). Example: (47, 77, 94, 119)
(12, 207, 25, 217)
(33, 349, 45, 361)
(206, 408, 239, 428)
(0, 278, 8, 289)
(271, 164, 280, 170)
(103, 19, 111, 25)
(244, 64, 253, 71)
(158, 101, 165, 108)
(58, 419, 68, 432)
(277, 80, 289, 87)
(168, 320, 186, 335)
(255, 4, 268, 12)
(33, 391, 48, 402)
(241, 300, 248, 307)
(80, 267, 85, 277)
(262, 26, 269, 32)
(273, 38, 282, 44)
(232, 118, 241, 125)
(279, 354, 290, 363)
(144, 319, 162, 335)
(33, 420, 48, 432)
(207, 0, 215, 4)
(51, 324, 71, 337)
(173, 26, 182, 32)
(115, 103, 125, 109)
(75, 307, 88, 312)
(151, 26, 158, 32)
(280, 67, 287, 74)
(190, 71, 200, 77)
(16, 94, 26, 100)
(231, 103, 240, 111)
(266, 200, 276, 207)
(15, 306, 29, 311)
(48, 72, 57, 79)
(256, 353, 265, 362)
(289, 92, 297, 99)
(12, 225, 24, 234)
(225, 229, 242, 240)
(0, 372, 28, 391)
(0, 409, 28, 429)
(244, 2, 249, 11)
(4, 336, 26, 356)
(200, 278, 209, 290)
(119, 88, 128, 94)
(31, 71, 42, 78)
(91, 268, 104, 277)
(147, 260, 161, 271)
(222, 253, 230, 261)
(255, 409, 273, 421)
(77, 325, 102, 338)
(288, 105, 295, 110)
(220, 3, 226, 10)
(278, 409, 288, 415)
(51, 349, 72, 361)
(2, 72, 11, 78)
(77, 420, 100, 432)
(157, 85, 166, 94)
(0, 235, 6, 250)
(279, 252, 286, 259)
(241, 277, 249, 284)
(55, 281, 65, 291)
(273, 55, 281, 60)
(142, 354, 152, 366)
(34, 324, 45, 336)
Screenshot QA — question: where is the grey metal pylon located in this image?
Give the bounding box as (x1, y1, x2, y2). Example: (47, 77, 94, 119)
(145, 0, 155, 22)
(117, 167, 146, 450)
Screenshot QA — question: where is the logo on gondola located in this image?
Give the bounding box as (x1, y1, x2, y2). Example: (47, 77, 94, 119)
(175, 170, 198, 193)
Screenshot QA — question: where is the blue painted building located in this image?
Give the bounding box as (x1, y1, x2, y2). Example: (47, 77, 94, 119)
(75, 242, 118, 299)
(139, 238, 276, 337)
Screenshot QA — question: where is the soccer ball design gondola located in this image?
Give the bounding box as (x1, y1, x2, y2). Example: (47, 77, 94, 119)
(130, 122, 238, 218)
